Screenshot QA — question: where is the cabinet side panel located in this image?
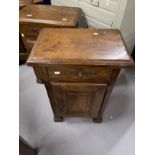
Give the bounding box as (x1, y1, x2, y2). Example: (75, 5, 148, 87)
(98, 69, 121, 118)
(91, 85, 107, 117)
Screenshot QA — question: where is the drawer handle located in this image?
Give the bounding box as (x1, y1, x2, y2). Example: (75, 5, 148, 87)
(77, 72, 89, 77)
(77, 71, 96, 77)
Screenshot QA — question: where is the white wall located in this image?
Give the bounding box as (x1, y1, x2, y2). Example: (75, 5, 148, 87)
(120, 0, 135, 53)
(51, 0, 135, 54)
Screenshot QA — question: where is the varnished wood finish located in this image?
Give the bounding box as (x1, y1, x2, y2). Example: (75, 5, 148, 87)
(19, 5, 82, 61)
(20, 5, 81, 27)
(19, 0, 30, 63)
(32, 65, 112, 83)
(32, 0, 43, 3)
(27, 28, 134, 66)
(19, 0, 29, 63)
(27, 28, 134, 123)
(51, 83, 107, 117)
(98, 69, 121, 120)
(19, 33, 28, 63)
(19, 0, 43, 10)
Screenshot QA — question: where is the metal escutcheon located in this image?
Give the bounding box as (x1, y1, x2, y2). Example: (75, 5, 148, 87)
(78, 72, 83, 77)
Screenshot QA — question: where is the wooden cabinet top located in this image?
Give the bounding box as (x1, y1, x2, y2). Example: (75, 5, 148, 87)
(19, 5, 81, 27)
(27, 28, 134, 67)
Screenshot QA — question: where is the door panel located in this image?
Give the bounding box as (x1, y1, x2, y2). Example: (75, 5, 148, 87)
(51, 83, 107, 117)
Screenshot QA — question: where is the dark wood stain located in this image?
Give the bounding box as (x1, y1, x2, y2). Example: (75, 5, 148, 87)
(19, 4, 82, 62)
(27, 28, 134, 123)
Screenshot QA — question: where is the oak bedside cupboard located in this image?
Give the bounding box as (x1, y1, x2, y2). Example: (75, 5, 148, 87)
(19, 4, 82, 61)
(27, 28, 134, 123)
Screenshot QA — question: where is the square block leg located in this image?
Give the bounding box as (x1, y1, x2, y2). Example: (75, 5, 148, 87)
(54, 116, 64, 122)
(93, 117, 102, 123)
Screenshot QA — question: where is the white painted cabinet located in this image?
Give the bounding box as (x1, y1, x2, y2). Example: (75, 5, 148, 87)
(52, 0, 79, 7)
(52, 0, 135, 53)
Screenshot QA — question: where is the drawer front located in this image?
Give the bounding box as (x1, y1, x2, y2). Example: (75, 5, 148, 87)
(38, 66, 112, 82)
(52, 0, 79, 7)
(79, 1, 115, 26)
(20, 23, 45, 39)
(86, 15, 111, 28)
(99, 0, 119, 13)
(80, 0, 91, 4)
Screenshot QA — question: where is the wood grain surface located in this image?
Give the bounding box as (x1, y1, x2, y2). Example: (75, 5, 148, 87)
(19, 5, 82, 27)
(27, 28, 134, 67)
(27, 28, 134, 123)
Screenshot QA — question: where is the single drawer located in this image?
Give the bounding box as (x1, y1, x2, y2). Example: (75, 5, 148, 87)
(79, 0, 119, 13)
(20, 23, 47, 39)
(99, 0, 119, 13)
(38, 65, 112, 82)
(85, 15, 111, 28)
(79, 1, 115, 26)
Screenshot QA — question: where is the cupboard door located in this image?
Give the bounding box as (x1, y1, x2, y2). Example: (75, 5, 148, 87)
(51, 83, 107, 117)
